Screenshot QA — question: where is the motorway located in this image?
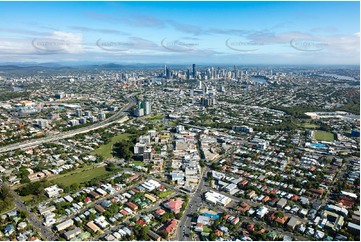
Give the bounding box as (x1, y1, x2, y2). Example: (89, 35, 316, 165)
(0, 98, 135, 154)
(0, 97, 135, 240)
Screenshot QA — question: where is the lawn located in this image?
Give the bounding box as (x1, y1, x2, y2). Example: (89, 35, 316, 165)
(203, 226, 212, 233)
(92, 133, 132, 159)
(158, 190, 174, 199)
(314, 131, 334, 142)
(168, 121, 177, 127)
(51, 167, 109, 186)
(20, 194, 36, 203)
(144, 115, 163, 121)
(133, 160, 145, 166)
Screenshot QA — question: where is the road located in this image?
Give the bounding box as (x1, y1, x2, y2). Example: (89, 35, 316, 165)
(175, 146, 238, 241)
(0, 98, 134, 154)
(175, 166, 209, 241)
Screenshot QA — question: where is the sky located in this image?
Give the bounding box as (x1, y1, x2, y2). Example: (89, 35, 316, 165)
(0, 1, 359, 65)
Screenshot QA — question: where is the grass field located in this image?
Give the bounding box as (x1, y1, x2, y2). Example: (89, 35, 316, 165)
(158, 190, 174, 198)
(51, 167, 109, 186)
(20, 194, 35, 203)
(92, 133, 132, 159)
(314, 131, 334, 141)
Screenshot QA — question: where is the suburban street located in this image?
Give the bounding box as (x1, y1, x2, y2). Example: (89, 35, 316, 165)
(0, 179, 57, 241)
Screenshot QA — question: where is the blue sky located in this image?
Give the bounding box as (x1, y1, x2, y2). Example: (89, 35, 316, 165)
(0, 1, 359, 65)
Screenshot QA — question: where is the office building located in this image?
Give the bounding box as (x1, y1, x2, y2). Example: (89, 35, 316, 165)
(144, 100, 151, 116)
(97, 112, 106, 121)
(75, 109, 82, 117)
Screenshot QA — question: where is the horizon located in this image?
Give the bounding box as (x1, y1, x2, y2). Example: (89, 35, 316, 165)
(0, 1, 360, 65)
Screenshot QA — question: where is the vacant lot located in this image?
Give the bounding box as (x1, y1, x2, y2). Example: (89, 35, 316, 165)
(51, 167, 109, 187)
(314, 131, 334, 141)
(92, 133, 132, 159)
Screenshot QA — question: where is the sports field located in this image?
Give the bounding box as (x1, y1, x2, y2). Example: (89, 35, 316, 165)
(314, 131, 334, 141)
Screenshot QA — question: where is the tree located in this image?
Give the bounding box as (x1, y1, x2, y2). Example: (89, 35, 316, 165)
(0, 185, 14, 213)
(19, 210, 29, 219)
(106, 163, 117, 171)
(112, 140, 134, 160)
(210, 233, 217, 241)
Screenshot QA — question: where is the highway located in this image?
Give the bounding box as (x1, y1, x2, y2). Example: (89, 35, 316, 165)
(0, 98, 135, 154)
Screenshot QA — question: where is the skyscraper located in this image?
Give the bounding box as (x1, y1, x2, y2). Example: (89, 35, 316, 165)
(192, 64, 196, 79)
(144, 99, 151, 116)
(166, 67, 171, 79)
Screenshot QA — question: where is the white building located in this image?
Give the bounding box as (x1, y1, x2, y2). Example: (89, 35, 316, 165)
(204, 191, 232, 206)
(44, 185, 63, 198)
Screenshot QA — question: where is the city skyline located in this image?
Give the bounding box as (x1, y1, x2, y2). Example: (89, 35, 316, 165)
(0, 1, 359, 65)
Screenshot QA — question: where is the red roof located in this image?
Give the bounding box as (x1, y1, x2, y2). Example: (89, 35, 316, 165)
(158, 186, 166, 191)
(155, 208, 166, 216)
(164, 198, 183, 214)
(162, 219, 177, 235)
(137, 219, 146, 226)
(132, 188, 139, 193)
(247, 224, 255, 232)
(120, 210, 128, 215)
(126, 202, 138, 211)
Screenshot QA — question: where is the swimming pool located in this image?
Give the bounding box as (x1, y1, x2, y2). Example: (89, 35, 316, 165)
(202, 213, 220, 219)
(310, 143, 328, 149)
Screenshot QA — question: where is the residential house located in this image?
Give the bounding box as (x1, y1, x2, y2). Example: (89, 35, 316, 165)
(163, 198, 183, 214)
(287, 217, 301, 230)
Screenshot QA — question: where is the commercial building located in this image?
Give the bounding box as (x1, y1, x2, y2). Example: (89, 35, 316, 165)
(204, 191, 232, 206)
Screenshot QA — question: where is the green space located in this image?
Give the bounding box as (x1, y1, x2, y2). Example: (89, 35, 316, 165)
(20, 194, 35, 203)
(168, 121, 177, 127)
(0, 186, 15, 213)
(299, 123, 320, 129)
(133, 160, 145, 166)
(144, 115, 163, 121)
(51, 166, 109, 186)
(92, 133, 132, 159)
(203, 226, 212, 233)
(158, 190, 174, 199)
(314, 131, 334, 142)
